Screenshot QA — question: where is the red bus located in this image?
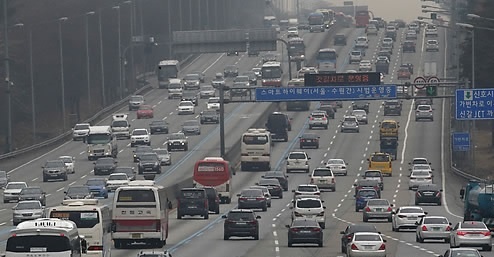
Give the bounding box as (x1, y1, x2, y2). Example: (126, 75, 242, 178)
(355, 11, 370, 28)
(193, 157, 233, 204)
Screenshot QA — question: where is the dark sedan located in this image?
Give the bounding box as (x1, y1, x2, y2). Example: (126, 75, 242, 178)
(19, 187, 46, 206)
(415, 184, 442, 205)
(287, 218, 323, 247)
(340, 223, 379, 253)
(299, 133, 320, 149)
(258, 178, 283, 198)
(262, 171, 289, 191)
(133, 145, 153, 162)
(149, 120, 169, 134)
(64, 186, 93, 200)
(237, 189, 267, 211)
(200, 110, 219, 124)
(93, 157, 117, 176)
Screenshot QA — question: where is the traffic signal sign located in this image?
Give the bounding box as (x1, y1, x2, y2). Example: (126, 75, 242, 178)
(426, 86, 437, 96)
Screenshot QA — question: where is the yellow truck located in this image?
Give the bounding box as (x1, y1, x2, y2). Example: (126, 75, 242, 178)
(368, 152, 393, 176)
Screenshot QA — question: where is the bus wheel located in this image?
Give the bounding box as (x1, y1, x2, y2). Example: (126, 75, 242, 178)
(155, 239, 164, 248)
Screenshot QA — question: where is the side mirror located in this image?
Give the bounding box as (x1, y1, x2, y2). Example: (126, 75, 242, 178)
(323, 206, 326, 209)
(383, 239, 387, 243)
(429, 162, 432, 165)
(431, 168, 435, 171)
(167, 200, 173, 209)
(285, 224, 290, 228)
(255, 183, 259, 185)
(221, 215, 227, 218)
(93, 162, 96, 165)
(308, 157, 311, 160)
(289, 206, 293, 209)
(256, 216, 261, 219)
(265, 194, 270, 197)
(415, 221, 420, 225)
(460, 188, 465, 199)
(390, 204, 394, 207)
(353, 183, 357, 186)
(291, 190, 295, 192)
(81, 238, 88, 254)
(408, 162, 412, 165)
(408, 168, 412, 171)
(424, 211, 428, 215)
(449, 222, 452, 225)
(391, 211, 396, 214)
(366, 158, 370, 161)
(11, 207, 15, 210)
(285, 157, 288, 160)
(439, 189, 443, 192)
(236, 194, 241, 197)
(340, 231, 345, 234)
(64, 191, 67, 194)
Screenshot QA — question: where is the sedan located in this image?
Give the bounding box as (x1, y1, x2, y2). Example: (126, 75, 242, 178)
(93, 157, 117, 176)
(137, 105, 154, 119)
(286, 218, 323, 247)
(450, 221, 492, 251)
(182, 120, 201, 135)
(325, 159, 348, 176)
(64, 186, 93, 200)
(149, 120, 169, 134)
(249, 186, 272, 207)
(257, 178, 283, 198)
(358, 60, 372, 72)
(199, 85, 216, 98)
(352, 110, 368, 124)
(154, 148, 171, 166)
(439, 248, 482, 257)
(347, 232, 387, 257)
(340, 224, 379, 253)
(262, 171, 289, 191)
(106, 173, 130, 192)
(416, 216, 452, 243)
(12, 200, 45, 225)
(19, 187, 46, 206)
(299, 133, 320, 149)
(392, 206, 427, 232)
(415, 184, 442, 205)
(408, 170, 433, 190)
(133, 145, 153, 162)
(237, 189, 268, 211)
(113, 166, 137, 181)
(85, 178, 109, 198)
(363, 199, 393, 222)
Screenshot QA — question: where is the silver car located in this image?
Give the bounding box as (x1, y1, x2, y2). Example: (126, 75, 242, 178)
(415, 104, 433, 121)
(182, 120, 201, 135)
(449, 221, 492, 251)
(351, 110, 368, 124)
(415, 216, 452, 243)
(408, 170, 433, 190)
(362, 199, 393, 222)
(392, 206, 427, 232)
(199, 85, 216, 98)
(341, 116, 360, 133)
(325, 159, 348, 176)
(154, 148, 171, 166)
(12, 200, 45, 225)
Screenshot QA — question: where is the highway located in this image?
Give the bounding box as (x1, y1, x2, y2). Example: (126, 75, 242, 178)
(0, 12, 489, 257)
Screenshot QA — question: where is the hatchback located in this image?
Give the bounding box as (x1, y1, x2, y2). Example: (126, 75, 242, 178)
(347, 232, 387, 257)
(392, 206, 427, 231)
(450, 221, 492, 251)
(416, 104, 434, 121)
(340, 224, 379, 253)
(309, 167, 335, 191)
(286, 151, 311, 173)
(286, 218, 323, 247)
(415, 184, 442, 205)
(363, 199, 393, 222)
(362, 170, 384, 190)
(416, 216, 452, 243)
(291, 197, 326, 228)
(223, 209, 260, 240)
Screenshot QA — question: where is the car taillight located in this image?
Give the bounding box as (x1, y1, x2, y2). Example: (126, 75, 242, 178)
(225, 219, 235, 224)
(248, 220, 258, 225)
(387, 207, 392, 212)
(435, 191, 441, 197)
(422, 225, 428, 231)
(365, 207, 371, 212)
(482, 231, 491, 236)
(317, 212, 324, 216)
(322, 117, 327, 120)
(457, 231, 467, 236)
(256, 197, 265, 201)
(291, 228, 300, 232)
(309, 117, 314, 120)
(310, 179, 314, 184)
(239, 197, 247, 201)
(378, 244, 386, 250)
(398, 215, 407, 218)
(446, 226, 451, 231)
(300, 139, 305, 142)
(347, 235, 352, 240)
(312, 227, 321, 232)
(351, 244, 359, 250)
(88, 246, 103, 251)
(416, 191, 421, 197)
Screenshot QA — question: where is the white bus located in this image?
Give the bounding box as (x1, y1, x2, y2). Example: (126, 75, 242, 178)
(111, 181, 170, 249)
(48, 199, 111, 257)
(261, 62, 283, 87)
(240, 128, 272, 171)
(158, 60, 180, 89)
(6, 218, 87, 257)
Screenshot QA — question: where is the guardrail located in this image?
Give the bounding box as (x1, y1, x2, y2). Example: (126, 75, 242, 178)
(0, 55, 196, 161)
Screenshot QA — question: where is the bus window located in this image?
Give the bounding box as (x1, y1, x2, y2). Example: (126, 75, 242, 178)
(117, 189, 156, 202)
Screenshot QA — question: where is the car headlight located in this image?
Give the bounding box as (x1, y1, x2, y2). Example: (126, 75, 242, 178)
(154, 162, 159, 167)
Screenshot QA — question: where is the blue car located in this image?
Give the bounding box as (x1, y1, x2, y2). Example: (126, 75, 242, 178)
(85, 178, 109, 198)
(355, 189, 379, 212)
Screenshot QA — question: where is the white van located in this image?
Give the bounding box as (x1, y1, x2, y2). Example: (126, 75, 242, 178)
(111, 113, 130, 139)
(167, 78, 183, 99)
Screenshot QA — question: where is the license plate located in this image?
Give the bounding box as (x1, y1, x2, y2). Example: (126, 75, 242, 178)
(252, 157, 259, 160)
(236, 222, 246, 225)
(375, 208, 383, 212)
(320, 180, 326, 183)
(300, 230, 311, 233)
(364, 246, 374, 250)
(306, 140, 312, 142)
(408, 216, 417, 220)
(248, 198, 256, 201)
(432, 227, 441, 231)
(132, 233, 142, 239)
(188, 206, 197, 208)
(305, 215, 313, 218)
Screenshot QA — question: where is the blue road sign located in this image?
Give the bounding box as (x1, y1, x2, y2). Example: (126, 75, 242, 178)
(456, 88, 494, 120)
(452, 132, 470, 152)
(255, 85, 397, 102)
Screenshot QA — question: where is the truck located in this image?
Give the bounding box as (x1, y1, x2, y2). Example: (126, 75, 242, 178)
(460, 180, 494, 231)
(85, 126, 118, 160)
(379, 137, 398, 160)
(355, 10, 370, 28)
(424, 61, 437, 77)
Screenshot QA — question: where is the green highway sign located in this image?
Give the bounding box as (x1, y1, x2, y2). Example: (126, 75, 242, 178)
(426, 86, 437, 96)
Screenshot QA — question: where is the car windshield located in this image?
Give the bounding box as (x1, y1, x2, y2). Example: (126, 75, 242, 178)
(208, 98, 220, 103)
(185, 74, 200, 80)
(109, 174, 127, 181)
(368, 199, 389, 206)
(86, 179, 105, 186)
(151, 121, 166, 126)
(139, 105, 152, 110)
(424, 217, 448, 224)
(97, 158, 114, 165)
(140, 154, 158, 161)
(202, 86, 214, 91)
(327, 159, 344, 165)
(297, 199, 321, 208)
(45, 161, 63, 168)
(313, 169, 332, 176)
(461, 222, 487, 229)
(450, 250, 481, 257)
(169, 134, 185, 140)
(241, 189, 262, 197)
(183, 121, 198, 126)
(16, 202, 41, 210)
(297, 186, 317, 192)
(74, 124, 89, 130)
(67, 187, 90, 195)
(344, 117, 356, 122)
(418, 106, 431, 111)
(154, 149, 169, 155)
(354, 234, 381, 241)
(132, 130, 147, 135)
(179, 102, 193, 107)
(234, 76, 249, 82)
(7, 183, 26, 190)
(351, 51, 361, 55)
(130, 96, 143, 101)
(414, 165, 431, 170)
(365, 171, 381, 177)
(353, 110, 366, 116)
(112, 120, 128, 127)
(202, 110, 216, 116)
(400, 208, 424, 214)
(21, 188, 42, 194)
(289, 153, 306, 159)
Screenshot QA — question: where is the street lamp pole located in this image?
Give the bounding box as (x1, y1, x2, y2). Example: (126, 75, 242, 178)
(113, 5, 123, 99)
(28, 29, 35, 142)
(85, 11, 95, 109)
(98, 10, 106, 107)
(467, 13, 494, 23)
(3, 0, 12, 152)
(58, 17, 68, 132)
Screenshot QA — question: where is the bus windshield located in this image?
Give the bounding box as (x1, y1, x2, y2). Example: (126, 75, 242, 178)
(7, 235, 71, 252)
(243, 135, 269, 145)
(50, 211, 99, 228)
(86, 134, 111, 144)
(261, 68, 282, 79)
(117, 189, 156, 202)
(317, 51, 337, 61)
(308, 14, 324, 25)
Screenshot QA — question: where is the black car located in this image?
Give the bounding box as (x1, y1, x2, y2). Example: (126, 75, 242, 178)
(113, 166, 136, 181)
(334, 34, 347, 45)
(19, 187, 46, 206)
(383, 100, 402, 116)
(266, 112, 290, 142)
(149, 120, 169, 134)
(415, 184, 442, 205)
(402, 41, 416, 53)
(318, 103, 335, 119)
(237, 189, 268, 211)
(299, 133, 320, 149)
(181, 92, 199, 106)
(200, 110, 219, 124)
(262, 171, 289, 191)
(258, 178, 283, 198)
(177, 188, 209, 219)
(224, 65, 239, 77)
(64, 186, 93, 200)
(133, 145, 153, 162)
(167, 132, 189, 151)
(352, 100, 370, 113)
(340, 224, 379, 253)
(223, 209, 260, 240)
(287, 218, 323, 247)
(42, 160, 68, 182)
(203, 186, 220, 214)
(138, 153, 161, 174)
(93, 157, 117, 176)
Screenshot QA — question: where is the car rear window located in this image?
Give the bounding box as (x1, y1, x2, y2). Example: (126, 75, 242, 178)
(289, 153, 306, 159)
(381, 122, 397, 129)
(371, 155, 389, 162)
(461, 222, 487, 229)
(181, 190, 205, 198)
(297, 186, 317, 192)
(365, 171, 381, 177)
(400, 208, 423, 213)
(313, 169, 332, 176)
(358, 190, 377, 197)
(241, 189, 262, 197)
(354, 234, 381, 241)
(368, 199, 389, 206)
(418, 106, 431, 111)
(296, 199, 321, 208)
(293, 219, 319, 227)
(424, 217, 448, 224)
(311, 114, 325, 118)
(228, 212, 254, 221)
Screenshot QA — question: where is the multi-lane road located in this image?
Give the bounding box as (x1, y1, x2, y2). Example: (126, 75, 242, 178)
(0, 11, 486, 257)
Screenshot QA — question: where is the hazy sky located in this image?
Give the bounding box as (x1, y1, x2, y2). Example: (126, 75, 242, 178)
(329, 0, 424, 22)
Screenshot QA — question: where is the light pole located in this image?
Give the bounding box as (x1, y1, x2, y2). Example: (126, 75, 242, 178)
(113, 5, 123, 99)
(467, 13, 494, 23)
(58, 17, 68, 132)
(3, 0, 12, 152)
(121, 1, 133, 92)
(98, 10, 106, 107)
(85, 11, 95, 109)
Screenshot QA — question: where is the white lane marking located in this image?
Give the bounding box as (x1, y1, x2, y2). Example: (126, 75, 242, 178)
(69, 181, 76, 186)
(0, 222, 5, 226)
(203, 54, 225, 73)
(56, 188, 64, 192)
(79, 151, 85, 155)
(46, 194, 51, 197)
(81, 175, 87, 178)
(31, 178, 38, 181)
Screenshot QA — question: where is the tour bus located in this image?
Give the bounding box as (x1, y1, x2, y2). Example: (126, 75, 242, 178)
(308, 12, 325, 32)
(193, 157, 233, 204)
(316, 48, 338, 73)
(48, 199, 111, 257)
(287, 37, 306, 62)
(157, 60, 180, 89)
(112, 181, 169, 249)
(261, 62, 283, 87)
(315, 8, 335, 28)
(263, 16, 277, 28)
(240, 128, 272, 171)
(355, 10, 370, 28)
(86, 126, 118, 160)
(6, 218, 87, 257)
(286, 79, 310, 111)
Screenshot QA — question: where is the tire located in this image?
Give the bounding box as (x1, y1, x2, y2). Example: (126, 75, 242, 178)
(226, 198, 231, 204)
(254, 232, 259, 240)
(320, 223, 326, 229)
(483, 245, 492, 251)
(279, 193, 283, 199)
(341, 245, 346, 253)
(262, 204, 267, 212)
(416, 234, 420, 242)
(177, 212, 182, 219)
(204, 213, 209, 220)
(64, 174, 68, 181)
(223, 233, 229, 240)
(288, 241, 293, 247)
(215, 206, 220, 214)
(363, 215, 368, 222)
(355, 206, 359, 212)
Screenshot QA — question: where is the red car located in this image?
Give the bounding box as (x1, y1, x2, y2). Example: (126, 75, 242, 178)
(137, 105, 154, 119)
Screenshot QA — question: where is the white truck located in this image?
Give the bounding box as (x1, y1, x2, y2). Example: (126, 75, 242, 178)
(86, 126, 118, 161)
(424, 61, 437, 77)
(111, 113, 131, 139)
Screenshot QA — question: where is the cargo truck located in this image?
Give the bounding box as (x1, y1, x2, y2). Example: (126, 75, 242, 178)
(460, 180, 494, 231)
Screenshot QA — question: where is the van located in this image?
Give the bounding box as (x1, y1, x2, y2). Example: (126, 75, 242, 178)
(265, 112, 291, 142)
(177, 188, 209, 219)
(111, 113, 131, 139)
(368, 153, 393, 176)
(167, 78, 183, 99)
(379, 120, 399, 139)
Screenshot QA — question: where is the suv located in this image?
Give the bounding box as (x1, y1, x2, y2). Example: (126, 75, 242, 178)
(308, 111, 329, 129)
(72, 123, 90, 141)
(128, 95, 144, 111)
(415, 105, 433, 121)
(177, 188, 209, 219)
(203, 186, 220, 214)
(265, 112, 290, 142)
(355, 36, 369, 48)
(403, 40, 416, 53)
(379, 120, 399, 139)
(362, 170, 384, 190)
(167, 132, 188, 151)
(310, 167, 335, 191)
(341, 116, 360, 133)
(383, 100, 402, 116)
(138, 153, 161, 174)
(349, 50, 363, 64)
(291, 197, 326, 228)
(286, 151, 311, 173)
(334, 34, 347, 45)
(222, 209, 260, 240)
(130, 128, 151, 147)
(42, 160, 68, 182)
(426, 39, 439, 52)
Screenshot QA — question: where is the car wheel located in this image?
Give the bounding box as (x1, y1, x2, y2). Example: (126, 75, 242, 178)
(363, 215, 368, 222)
(223, 233, 229, 240)
(177, 212, 182, 219)
(204, 213, 209, 220)
(262, 204, 267, 212)
(253, 232, 259, 240)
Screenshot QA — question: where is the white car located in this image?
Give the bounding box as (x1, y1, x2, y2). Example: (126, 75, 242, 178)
(416, 216, 451, 243)
(426, 39, 439, 52)
(409, 158, 431, 166)
(449, 221, 492, 251)
(106, 173, 130, 192)
(291, 197, 326, 228)
(130, 128, 151, 147)
(58, 156, 75, 174)
(405, 31, 417, 40)
(366, 25, 378, 35)
(358, 60, 372, 71)
(408, 170, 433, 190)
(382, 38, 394, 48)
(292, 184, 320, 197)
(286, 151, 311, 173)
(207, 97, 220, 111)
(178, 100, 195, 115)
(287, 27, 299, 37)
(3, 182, 28, 203)
(310, 167, 335, 191)
(425, 28, 438, 37)
(355, 36, 369, 48)
(308, 111, 329, 129)
(72, 123, 90, 141)
(325, 158, 348, 176)
(349, 51, 363, 64)
(347, 232, 386, 257)
(410, 164, 433, 174)
(392, 206, 427, 232)
(199, 85, 216, 98)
